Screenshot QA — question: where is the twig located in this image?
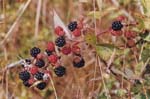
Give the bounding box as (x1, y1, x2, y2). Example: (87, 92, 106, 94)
(34, 0, 42, 39)
(98, 56, 110, 99)
(0, 0, 32, 45)
(111, 0, 134, 21)
(142, 82, 148, 99)
(50, 76, 58, 99)
(106, 49, 116, 73)
(91, 0, 98, 95)
(6, 59, 25, 69)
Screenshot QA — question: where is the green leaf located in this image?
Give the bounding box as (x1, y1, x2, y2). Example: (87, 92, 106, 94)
(144, 34, 150, 42)
(136, 17, 145, 30)
(141, 44, 150, 62)
(96, 43, 118, 49)
(96, 45, 114, 61)
(98, 93, 107, 99)
(85, 33, 97, 46)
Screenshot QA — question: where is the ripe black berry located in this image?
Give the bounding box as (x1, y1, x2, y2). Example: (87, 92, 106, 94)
(30, 47, 41, 58)
(111, 21, 123, 31)
(23, 80, 31, 87)
(35, 59, 45, 68)
(68, 21, 77, 31)
(73, 58, 85, 68)
(25, 59, 32, 65)
(19, 70, 30, 81)
(55, 36, 66, 47)
(36, 82, 47, 90)
(45, 49, 53, 56)
(34, 72, 44, 80)
(54, 66, 66, 77)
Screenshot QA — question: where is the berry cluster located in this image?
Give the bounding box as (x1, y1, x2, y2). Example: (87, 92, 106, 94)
(110, 17, 138, 48)
(19, 15, 147, 90)
(68, 20, 83, 37)
(54, 20, 85, 68)
(19, 20, 85, 90)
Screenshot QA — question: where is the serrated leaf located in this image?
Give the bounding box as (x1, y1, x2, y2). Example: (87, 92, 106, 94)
(136, 17, 145, 30)
(96, 43, 117, 49)
(96, 45, 113, 61)
(85, 33, 97, 45)
(124, 68, 136, 79)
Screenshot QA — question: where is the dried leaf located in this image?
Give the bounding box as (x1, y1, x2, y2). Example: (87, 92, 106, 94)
(53, 10, 72, 39)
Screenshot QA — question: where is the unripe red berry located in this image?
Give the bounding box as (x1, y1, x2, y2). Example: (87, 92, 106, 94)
(111, 30, 122, 36)
(28, 78, 35, 85)
(48, 54, 58, 64)
(47, 42, 55, 51)
(117, 15, 126, 21)
(77, 22, 83, 29)
(36, 53, 43, 59)
(55, 26, 65, 36)
(127, 39, 135, 48)
(29, 66, 38, 75)
(58, 31, 65, 36)
(61, 45, 71, 55)
(72, 45, 80, 54)
(124, 31, 136, 39)
(72, 29, 81, 37)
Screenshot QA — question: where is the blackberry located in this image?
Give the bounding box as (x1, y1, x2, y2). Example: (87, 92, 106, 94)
(35, 59, 45, 68)
(45, 49, 53, 56)
(23, 80, 31, 87)
(73, 58, 85, 68)
(25, 59, 32, 65)
(19, 71, 30, 81)
(55, 36, 66, 47)
(34, 72, 44, 80)
(68, 21, 77, 31)
(36, 82, 47, 90)
(54, 66, 66, 77)
(111, 21, 123, 31)
(30, 47, 41, 57)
